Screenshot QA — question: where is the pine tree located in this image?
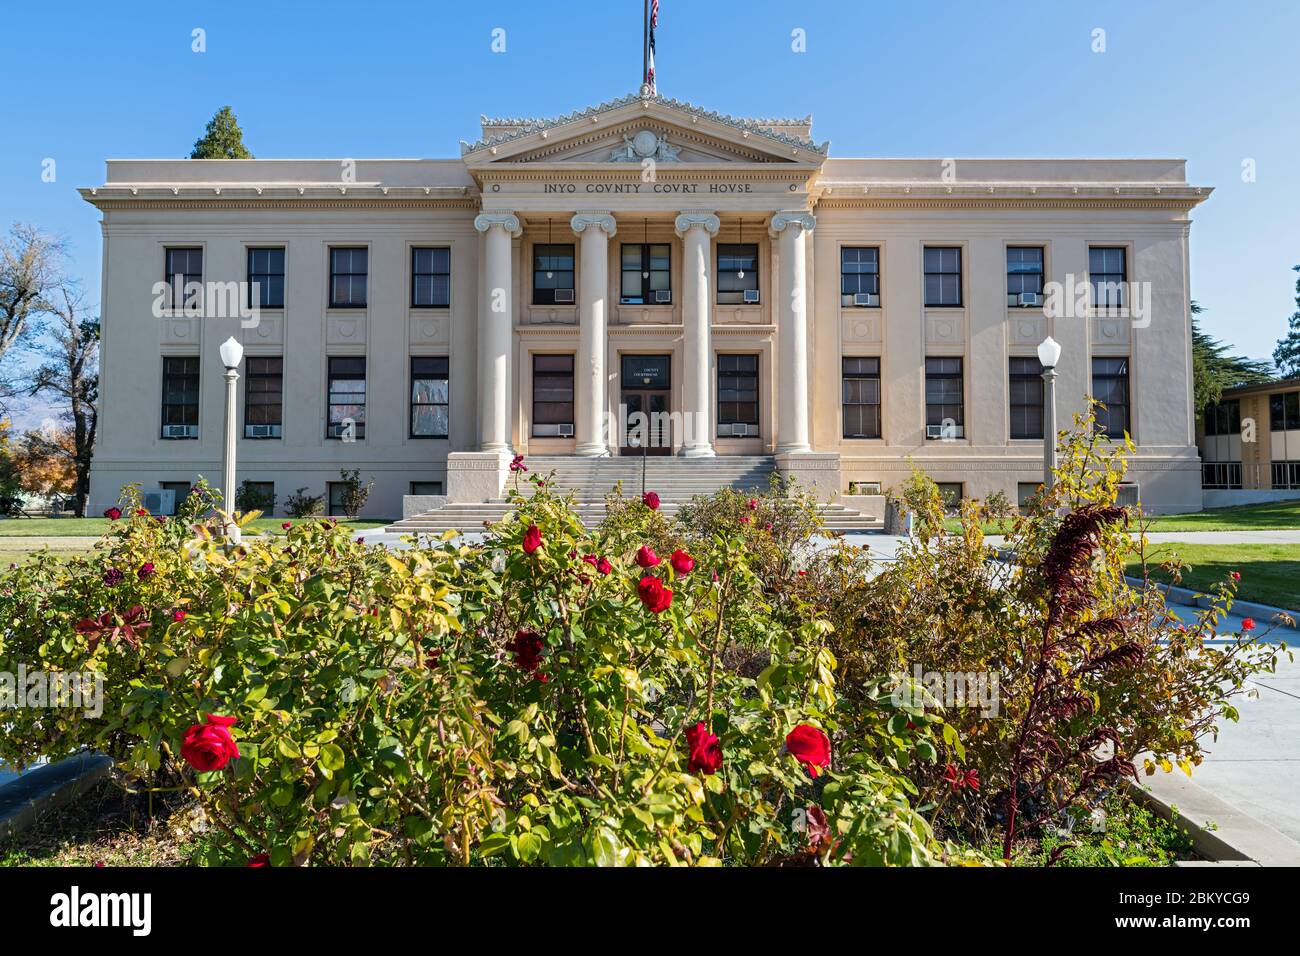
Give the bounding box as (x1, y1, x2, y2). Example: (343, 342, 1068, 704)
(1191, 301, 1274, 419)
(190, 106, 253, 159)
(1273, 265, 1300, 378)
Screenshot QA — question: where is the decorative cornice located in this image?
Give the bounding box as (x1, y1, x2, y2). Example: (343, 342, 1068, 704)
(474, 212, 522, 237)
(570, 212, 617, 237)
(674, 212, 720, 237)
(769, 211, 816, 236)
(464, 91, 828, 156)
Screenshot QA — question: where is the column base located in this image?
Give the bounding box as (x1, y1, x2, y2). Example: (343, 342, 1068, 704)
(447, 450, 512, 503)
(574, 443, 611, 458)
(775, 451, 841, 501)
(680, 443, 716, 459)
(775, 443, 812, 456)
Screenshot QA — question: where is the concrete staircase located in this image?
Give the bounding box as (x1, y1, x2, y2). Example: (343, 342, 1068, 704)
(385, 455, 881, 534)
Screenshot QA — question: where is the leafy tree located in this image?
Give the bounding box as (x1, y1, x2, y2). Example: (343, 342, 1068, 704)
(190, 106, 254, 159)
(12, 425, 76, 497)
(1273, 265, 1300, 378)
(26, 285, 98, 516)
(1191, 301, 1274, 419)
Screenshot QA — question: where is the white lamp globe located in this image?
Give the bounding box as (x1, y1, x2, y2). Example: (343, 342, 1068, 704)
(219, 336, 244, 370)
(1037, 335, 1062, 370)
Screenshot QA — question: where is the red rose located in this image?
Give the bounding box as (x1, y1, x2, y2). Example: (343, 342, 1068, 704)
(785, 724, 831, 778)
(180, 714, 240, 772)
(247, 853, 270, 867)
(1229, 571, 1241, 582)
(963, 768, 980, 791)
(282, 522, 292, 530)
(637, 575, 673, 613)
(509, 454, 528, 473)
(804, 804, 832, 852)
(596, 557, 612, 576)
(137, 562, 155, 580)
(172, 609, 186, 622)
(739, 516, 750, 525)
(104, 507, 122, 520)
(582, 554, 599, 568)
(522, 524, 543, 555)
(684, 721, 722, 775)
(670, 549, 695, 575)
(135, 508, 148, 517)
(1241, 617, 1256, 632)
(635, 545, 660, 568)
(943, 764, 961, 788)
(642, 491, 661, 510)
(747, 498, 758, 510)
(507, 629, 545, 672)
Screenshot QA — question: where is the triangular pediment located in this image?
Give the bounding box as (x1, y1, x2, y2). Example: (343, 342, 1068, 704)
(461, 91, 828, 171)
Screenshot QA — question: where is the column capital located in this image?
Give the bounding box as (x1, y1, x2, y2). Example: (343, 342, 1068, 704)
(474, 212, 522, 237)
(769, 211, 816, 237)
(674, 212, 720, 238)
(570, 212, 617, 237)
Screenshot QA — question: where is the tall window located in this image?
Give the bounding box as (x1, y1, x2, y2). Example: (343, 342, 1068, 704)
(923, 247, 962, 307)
(164, 247, 203, 310)
(717, 354, 759, 435)
(1270, 391, 1300, 431)
(1089, 247, 1126, 310)
(244, 356, 283, 439)
(841, 247, 880, 307)
(533, 244, 575, 305)
(924, 357, 964, 438)
(717, 244, 759, 304)
(1204, 399, 1242, 436)
(532, 354, 574, 436)
(1006, 247, 1044, 305)
(329, 247, 368, 308)
(1273, 461, 1300, 490)
(326, 357, 367, 439)
(411, 247, 451, 308)
(1008, 357, 1045, 439)
(620, 243, 671, 304)
(161, 356, 200, 439)
(842, 357, 881, 439)
(410, 356, 449, 438)
(1092, 357, 1131, 437)
(247, 247, 285, 309)
(326, 482, 348, 517)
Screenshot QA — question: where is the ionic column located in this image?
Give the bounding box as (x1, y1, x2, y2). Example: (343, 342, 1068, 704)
(770, 211, 815, 454)
(674, 212, 720, 458)
(571, 212, 616, 457)
(473, 212, 521, 453)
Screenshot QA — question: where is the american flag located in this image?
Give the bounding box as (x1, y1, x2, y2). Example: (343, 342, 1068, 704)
(646, 0, 658, 93)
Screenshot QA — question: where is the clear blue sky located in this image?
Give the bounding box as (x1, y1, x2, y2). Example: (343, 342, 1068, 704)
(2, 0, 1297, 426)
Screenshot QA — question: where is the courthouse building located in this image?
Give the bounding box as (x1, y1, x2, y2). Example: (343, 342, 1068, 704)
(81, 89, 1210, 518)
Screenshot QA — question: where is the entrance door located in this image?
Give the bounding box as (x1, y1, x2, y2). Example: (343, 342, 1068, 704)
(620, 354, 672, 456)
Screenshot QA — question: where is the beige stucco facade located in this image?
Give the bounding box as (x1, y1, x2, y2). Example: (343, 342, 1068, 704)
(81, 91, 1210, 517)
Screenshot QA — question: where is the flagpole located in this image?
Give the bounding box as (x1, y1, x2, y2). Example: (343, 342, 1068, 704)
(642, 0, 649, 89)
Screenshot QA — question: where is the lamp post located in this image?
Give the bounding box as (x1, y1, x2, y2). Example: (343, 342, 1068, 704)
(1037, 335, 1062, 491)
(219, 336, 244, 541)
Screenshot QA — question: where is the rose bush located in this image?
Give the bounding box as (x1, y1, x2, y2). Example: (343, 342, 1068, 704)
(0, 471, 959, 867)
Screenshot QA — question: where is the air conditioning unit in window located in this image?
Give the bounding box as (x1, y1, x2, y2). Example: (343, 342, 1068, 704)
(246, 424, 278, 439)
(162, 425, 197, 439)
(742, 289, 760, 304)
(1018, 292, 1040, 307)
(558, 423, 574, 438)
(1115, 483, 1141, 508)
(926, 424, 964, 439)
(141, 489, 176, 516)
(654, 289, 672, 304)
(854, 293, 879, 307)
(553, 289, 575, 304)
(728, 423, 756, 437)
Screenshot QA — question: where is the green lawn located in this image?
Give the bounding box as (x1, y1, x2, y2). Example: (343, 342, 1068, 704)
(1125, 542, 1300, 612)
(1142, 499, 1300, 532)
(0, 517, 390, 537)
